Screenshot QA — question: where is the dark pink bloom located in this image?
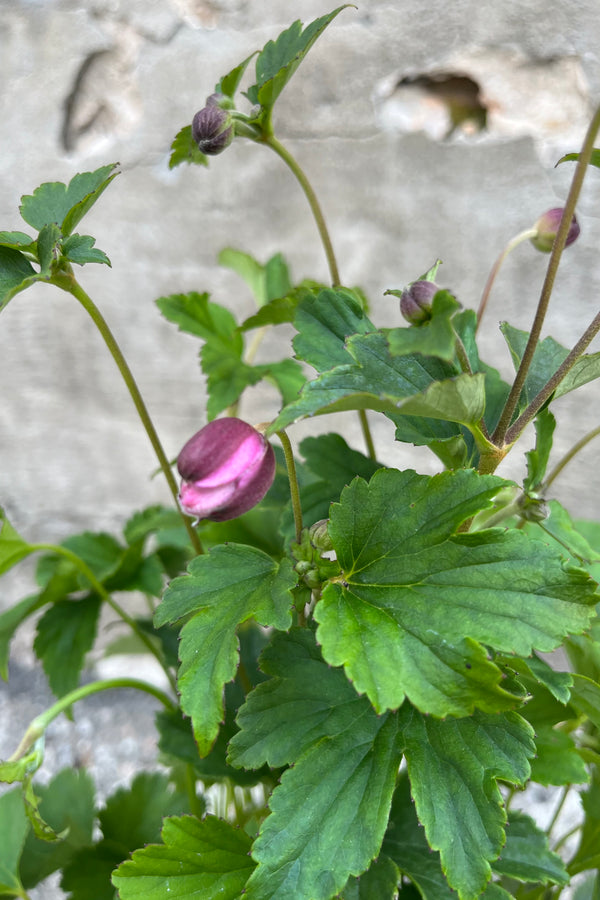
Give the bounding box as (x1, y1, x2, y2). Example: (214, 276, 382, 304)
(531, 207, 580, 253)
(177, 418, 275, 522)
(191, 104, 233, 155)
(400, 280, 439, 325)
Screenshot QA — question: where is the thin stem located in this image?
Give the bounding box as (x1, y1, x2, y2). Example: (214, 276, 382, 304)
(9, 677, 177, 762)
(185, 764, 204, 818)
(264, 135, 341, 286)
(475, 228, 537, 333)
(553, 822, 582, 852)
(51, 271, 203, 556)
(359, 409, 376, 460)
(505, 307, 600, 446)
(543, 424, 600, 490)
(493, 103, 600, 446)
(31, 542, 177, 692)
(276, 430, 302, 543)
(546, 784, 571, 839)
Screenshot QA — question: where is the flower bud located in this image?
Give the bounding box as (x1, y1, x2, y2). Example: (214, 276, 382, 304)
(530, 208, 580, 253)
(191, 104, 233, 155)
(177, 418, 275, 522)
(309, 519, 334, 552)
(400, 280, 439, 325)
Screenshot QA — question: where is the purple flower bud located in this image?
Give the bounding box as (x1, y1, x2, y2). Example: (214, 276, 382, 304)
(400, 280, 439, 325)
(177, 418, 276, 522)
(530, 207, 580, 253)
(191, 105, 233, 155)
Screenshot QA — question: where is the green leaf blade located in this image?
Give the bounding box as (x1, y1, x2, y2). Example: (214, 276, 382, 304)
(0, 246, 39, 311)
(169, 125, 209, 169)
(19, 164, 119, 235)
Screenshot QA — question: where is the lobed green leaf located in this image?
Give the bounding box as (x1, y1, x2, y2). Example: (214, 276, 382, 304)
(169, 124, 209, 169)
(19, 164, 119, 235)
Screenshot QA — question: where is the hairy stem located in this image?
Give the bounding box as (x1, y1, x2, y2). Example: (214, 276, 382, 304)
(9, 677, 177, 762)
(30, 542, 177, 692)
(493, 103, 600, 445)
(359, 409, 377, 460)
(543, 423, 600, 490)
(51, 271, 203, 555)
(475, 228, 537, 333)
(276, 430, 303, 543)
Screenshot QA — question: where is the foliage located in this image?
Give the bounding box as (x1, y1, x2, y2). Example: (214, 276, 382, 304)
(2, 8, 600, 900)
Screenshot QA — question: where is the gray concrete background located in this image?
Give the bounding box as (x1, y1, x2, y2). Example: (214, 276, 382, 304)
(1, 1, 600, 895)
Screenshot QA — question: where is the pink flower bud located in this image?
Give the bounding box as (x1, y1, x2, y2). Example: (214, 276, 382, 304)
(530, 207, 580, 253)
(177, 418, 276, 522)
(191, 105, 233, 155)
(400, 280, 439, 325)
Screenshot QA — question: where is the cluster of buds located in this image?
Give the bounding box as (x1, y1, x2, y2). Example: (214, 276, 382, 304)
(177, 417, 275, 522)
(191, 94, 234, 155)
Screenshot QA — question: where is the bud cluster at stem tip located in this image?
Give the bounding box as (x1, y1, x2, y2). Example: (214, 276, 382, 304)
(177, 417, 275, 522)
(191, 95, 234, 155)
(530, 207, 580, 253)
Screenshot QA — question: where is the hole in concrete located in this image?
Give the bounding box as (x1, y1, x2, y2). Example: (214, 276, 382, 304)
(378, 70, 487, 141)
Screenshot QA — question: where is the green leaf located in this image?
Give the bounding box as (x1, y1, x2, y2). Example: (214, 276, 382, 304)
(216, 51, 259, 98)
(219, 249, 291, 308)
(240, 292, 300, 331)
(0, 507, 32, 576)
(556, 148, 600, 168)
(383, 773, 454, 900)
(233, 629, 402, 900)
(19, 768, 96, 889)
(501, 322, 600, 402)
(399, 704, 534, 899)
(0, 230, 36, 251)
(33, 596, 101, 698)
(156, 290, 240, 344)
(62, 772, 189, 900)
(340, 855, 400, 900)
(0, 245, 39, 310)
(0, 789, 29, 895)
(19, 164, 119, 235)
(155, 544, 296, 754)
(257, 357, 305, 405)
(524, 408, 556, 490)
(245, 7, 351, 122)
(529, 725, 589, 785)
(316, 468, 597, 717)
(493, 810, 568, 884)
(0, 594, 47, 681)
(111, 815, 255, 899)
(61, 233, 111, 266)
(292, 287, 374, 371)
(569, 673, 600, 729)
(523, 500, 600, 568)
(169, 124, 209, 169)
(300, 432, 381, 488)
(386, 290, 461, 361)
(569, 768, 600, 875)
(271, 330, 483, 434)
(201, 342, 261, 419)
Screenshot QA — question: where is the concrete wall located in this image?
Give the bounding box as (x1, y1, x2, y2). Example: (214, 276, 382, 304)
(2, 0, 600, 548)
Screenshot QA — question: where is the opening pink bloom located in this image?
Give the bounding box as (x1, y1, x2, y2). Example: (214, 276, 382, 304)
(530, 207, 580, 253)
(177, 417, 276, 522)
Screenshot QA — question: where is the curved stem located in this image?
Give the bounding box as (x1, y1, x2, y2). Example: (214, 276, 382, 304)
(30, 542, 177, 692)
(9, 677, 177, 762)
(264, 134, 341, 286)
(51, 271, 203, 556)
(475, 228, 537, 333)
(276, 430, 302, 543)
(504, 307, 600, 446)
(543, 424, 600, 490)
(493, 103, 600, 446)
(359, 409, 376, 460)
(546, 784, 571, 840)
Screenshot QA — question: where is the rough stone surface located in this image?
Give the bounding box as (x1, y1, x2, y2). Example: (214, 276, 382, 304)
(1, 2, 599, 896)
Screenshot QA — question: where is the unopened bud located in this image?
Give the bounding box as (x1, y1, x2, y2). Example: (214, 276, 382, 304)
(309, 519, 333, 552)
(400, 280, 439, 325)
(177, 418, 275, 522)
(530, 208, 580, 253)
(191, 105, 234, 155)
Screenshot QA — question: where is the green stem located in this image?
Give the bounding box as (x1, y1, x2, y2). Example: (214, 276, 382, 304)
(185, 764, 203, 818)
(51, 271, 203, 556)
(276, 430, 303, 543)
(9, 677, 176, 762)
(546, 784, 571, 840)
(504, 307, 600, 446)
(30, 541, 177, 692)
(493, 103, 600, 446)
(553, 822, 582, 852)
(359, 409, 376, 460)
(543, 424, 600, 490)
(475, 228, 537, 333)
(264, 134, 341, 286)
